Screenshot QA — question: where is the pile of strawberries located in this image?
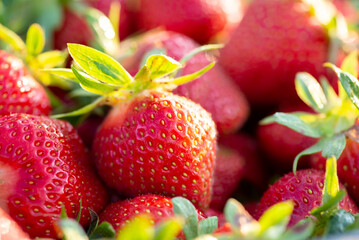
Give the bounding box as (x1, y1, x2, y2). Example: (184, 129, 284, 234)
(2, 0, 359, 239)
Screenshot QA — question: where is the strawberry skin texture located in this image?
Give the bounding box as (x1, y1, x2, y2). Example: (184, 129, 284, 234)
(0, 51, 50, 117)
(121, 31, 249, 134)
(93, 91, 217, 209)
(219, 0, 329, 106)
(0, 207, 30, 240)
(210, 146, 245, 210)
(135, 0, 238, 44)
(254, 169, 359, 227)
(0, 114, 108, 238)
(53, 7, 94, 50)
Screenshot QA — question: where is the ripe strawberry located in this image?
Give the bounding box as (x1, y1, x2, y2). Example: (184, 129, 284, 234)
(219, 0, 330, 106)
(53, 7, 94, 50)
(257, 104, 317, 172)
(134, 0, 242, 44)
(0, 207, 30, 240)
(93, 91, 216, 209)
(254, 169, 359, 227)
(0, 50, 51, 117)
(99, 194, 204, 231)
(121, 31, 249, 134)
(0, 113, 108, 238)
(210, 146, 245, 210)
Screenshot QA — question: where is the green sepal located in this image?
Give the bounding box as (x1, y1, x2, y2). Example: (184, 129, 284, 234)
(42, 68, 78, 82)
(180, 44, 224, 65)
(169, 62, 215, 86)
(320, 77, 341, 109)
(172, 197, 199, 240)
(339, 51, 359, 103)
(68, 43, 133, 86)
(57, 218, 89, 240)
(84, 7, 118, 55)
(140, 48, 167, 68)
(37, 50, 67, 68)
(325, 209, 355, 235)
(60, 205, 68, 219)
(321, 134, 346, 160)
(154, 217, 184, 240)
(26, 23, 45, 56)
(279, 219, 315, 240)
(261, 112, 321, 138)
(72, 65, 121, 95)
(76, 199, 83, 222)
(116, 215, 154, 240)
(258, 201, 293, 238)
(311, 190, 345, 217)
(143, 54, 182, 80)
(295, 72, 328, 113)
(134, 65, 151, 82)
(87, 208, 99, 236)
(0, 23, 25, 51)
(51, 96, 106, 119)
(198, 217, 218, 236)
(89, 222, 116, 239)
(325, 63, 359, 110)
(323, 156, 340, 205)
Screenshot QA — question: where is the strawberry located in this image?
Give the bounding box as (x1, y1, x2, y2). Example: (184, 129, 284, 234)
(0, 113, 108, 238)
(53, 7, 94, 50)
(99, 194, 204, 231)
(0, 50, 51, 117)
(120, 31, 249, 134)
(134, 0, 242, 44)
(257, 104, 317, 172)
(219, 0, 330, 106)
(93, 91, 216, 209)
(254, 169, 359, 227)
(210, 146, 245, 210)
(0, 207, 30, 240)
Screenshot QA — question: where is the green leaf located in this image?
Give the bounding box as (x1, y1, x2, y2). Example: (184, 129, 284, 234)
(311, 190, 346, 217)
(293, 139, 327, 173)
(323, 156, 340, 205)
(68, 43, 133, 85)
(57, 218, 89, 240)
(320, 77, 340, 108)
(26, 23, 45, 56)
(51, 96, 106, 119)
(295, 72, 327, 113)
(140, 48, 167, 68)
(89, 221, 116, 239)
(116, 215, 154, 240)
(154, 217, 183, 240)
(321, 134, 346, 160)
(180, 44, 224, 65)
(37, 50, 67, 68)
(134, 65, 151, 82)
(325, 63, 359, 110)
(0, 23, 25, 51)
(76, 199, 83, 222)
(279, 219, 315, 240)
(84, 7, 118, 55)
(87, 209, 99, 236)
(198, 217, 218, 236)
(224, 198, 242, 228)
(172, 197, 199, 240)
(261, 112, 321, 138)
(144, 54, 181, 80)
(72, 66, 120, 95)
(60, 206, 68, 219)
(258, 201, 294, 238)
(169, 62, 215, 86)
(43, 68, 78, 82)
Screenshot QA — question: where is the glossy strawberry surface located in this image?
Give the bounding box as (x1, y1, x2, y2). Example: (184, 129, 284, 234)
(254, 169, 359, 226)
(93, 91, 216, 209)
(219, 0, 329, 106)
(0, 51, 50, 117)
(0, 114, 108, 238)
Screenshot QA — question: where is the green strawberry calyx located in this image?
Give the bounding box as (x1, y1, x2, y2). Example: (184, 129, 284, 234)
(45, 43, 215, 118)
(0, 23, 69, 88)
(261, 51, 359, 172)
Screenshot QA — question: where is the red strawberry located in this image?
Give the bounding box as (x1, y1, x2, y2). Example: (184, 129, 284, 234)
(87, 0, 132, 40)
(121, 31, 249, 134)
(93, 91, 216, 209)
(0, 207, 30, 240)
(99, 194, 204, 232)
(53, 7, 94, 50)
(210, 146, 245, 210)
(257, 104, 317, 172)
(0, 50, 51, 117)
(205, 208, 226, 227)
(254, 169, 359, 227)
(219, 0, 329, 106)
(0, 113, 108, 238)
(134, 0, 242, 44)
